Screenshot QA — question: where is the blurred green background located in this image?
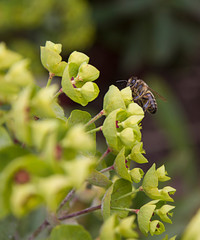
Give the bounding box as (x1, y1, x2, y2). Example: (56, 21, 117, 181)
(1, 0, 200, 239)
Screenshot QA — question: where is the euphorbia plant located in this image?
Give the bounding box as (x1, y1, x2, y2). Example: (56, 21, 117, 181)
(0, 41, 176, 240)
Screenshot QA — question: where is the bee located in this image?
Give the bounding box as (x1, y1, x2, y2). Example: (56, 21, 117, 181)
(126, 76, 166, 114)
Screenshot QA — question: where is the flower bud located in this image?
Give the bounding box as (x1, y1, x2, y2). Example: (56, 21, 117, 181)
(130, 168, 144, 183)
(68, 51, 89, 66)
(118, 128, 134, 149)
(80, 82, 99, 102)
(155, 205, 175, 224)
(149, 220, 165, 236)
(156, 165, 171, 182)
(128, 142, 148, 163)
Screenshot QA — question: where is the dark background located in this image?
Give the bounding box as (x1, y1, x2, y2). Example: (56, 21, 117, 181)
(1, 0, 200, 239)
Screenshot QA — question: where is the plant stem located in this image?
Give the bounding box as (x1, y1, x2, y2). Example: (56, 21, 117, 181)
(28, 220, 50, 240)
(97, 147, 111, 165)
(58, 188, 75, 211)
(114, 188, 141, 201)
(28, 189, 76, 240)
(111, 206, 139, 214)
(46, 72, 55, 87)
(87, 126, 102, 134)
(28, 204, 101, 239)
(100, 165, 114, 173)
(85, 110, 105, 127)
(54, 88, 63, 99)
(58, 204, 101, 221)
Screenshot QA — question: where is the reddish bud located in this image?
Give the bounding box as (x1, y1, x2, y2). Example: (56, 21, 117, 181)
(116, 121, 119, 128)
(55, 144, 62, 160)
(14, 169, 30, 184)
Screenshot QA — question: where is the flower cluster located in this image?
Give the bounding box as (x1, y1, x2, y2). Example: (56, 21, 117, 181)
(0, 41, 176, 240)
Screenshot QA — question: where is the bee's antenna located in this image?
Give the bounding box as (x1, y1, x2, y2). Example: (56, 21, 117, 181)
(116, 79, 127, 83)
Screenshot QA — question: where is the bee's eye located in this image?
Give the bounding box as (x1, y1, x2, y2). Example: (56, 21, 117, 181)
(131, 79, 136, 85)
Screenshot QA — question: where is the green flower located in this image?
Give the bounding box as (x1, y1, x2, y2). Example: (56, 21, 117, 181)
(40, 41, 67, 76)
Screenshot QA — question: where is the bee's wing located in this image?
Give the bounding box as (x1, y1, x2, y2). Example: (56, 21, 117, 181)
(147, 87, 167, 102)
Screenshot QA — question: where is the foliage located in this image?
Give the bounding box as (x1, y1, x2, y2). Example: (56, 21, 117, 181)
(0, 0, 95, 73)
(0, 41, 176, 239)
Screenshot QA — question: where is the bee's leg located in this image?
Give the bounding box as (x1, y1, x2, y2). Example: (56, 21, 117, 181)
(143, 99, 150, 112)
(134, 91, 144, 101)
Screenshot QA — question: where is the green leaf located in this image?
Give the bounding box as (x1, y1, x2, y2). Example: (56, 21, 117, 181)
(49, 224, 92, 240)
(67, 110, 93, 129)
(127, 102, 144, 118)
(87, 170, 112, 188)
(52, 102, 67, 121)
(0, 216, 17, 240)
(143, 164, 158, 189)
(101, 184, 113, 220)
(114, 148, 132, 182)
(100, 214, 120, 240)
(102, 109, 125, 153)
(40, 41, 67, 76)
(0, 127, 12, 150)
(103, 85, 126, 116)
(111, 179, 132, 218)
(138, 204, 156, 236)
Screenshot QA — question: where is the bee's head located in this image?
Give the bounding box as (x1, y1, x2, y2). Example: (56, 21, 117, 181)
(127, 76, 137, 87)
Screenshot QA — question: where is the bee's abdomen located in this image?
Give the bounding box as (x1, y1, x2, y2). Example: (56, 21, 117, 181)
(144, 92, 157, 114)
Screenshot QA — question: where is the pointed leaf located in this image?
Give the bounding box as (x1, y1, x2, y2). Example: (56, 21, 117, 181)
(114, 148, 132, 182)
(111, 179, 132, 218)
(138, 204, 156, 236)
(87, 170, 112, 188)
